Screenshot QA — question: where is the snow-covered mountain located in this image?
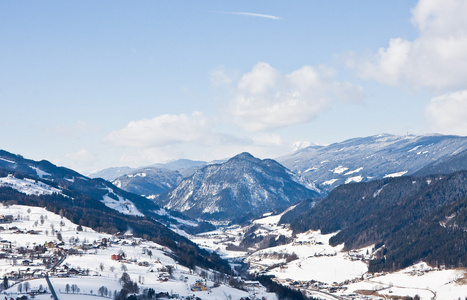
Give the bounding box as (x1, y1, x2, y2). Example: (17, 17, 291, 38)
(150, 158, 208, 171)
(88, 166, 133, 181)
(0, 150, 153, 217)
(90, 159, 209, 182)
(112, 167, 183, 197)
(155, 152, 320, 222)
(277, 134, 467, 193)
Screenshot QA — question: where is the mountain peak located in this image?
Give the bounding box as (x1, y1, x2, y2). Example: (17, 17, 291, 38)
(229, 152, 257, 162)
(156, 154, 319, 222)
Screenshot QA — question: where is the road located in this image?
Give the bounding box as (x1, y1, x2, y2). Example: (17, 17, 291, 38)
(45, 273, 59, 300)
(44, 252, 67, 300)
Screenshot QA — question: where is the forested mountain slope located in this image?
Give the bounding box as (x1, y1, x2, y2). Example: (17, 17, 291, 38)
(284, 171, 467, 271)
(156, 152, 320, 222)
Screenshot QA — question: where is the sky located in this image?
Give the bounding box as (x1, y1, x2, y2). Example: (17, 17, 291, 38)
(1, 0, 467, 174)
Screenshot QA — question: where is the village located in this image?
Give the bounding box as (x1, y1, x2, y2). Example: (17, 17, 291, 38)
(187, 212, 467, 300)
(0, 206, 276, 300)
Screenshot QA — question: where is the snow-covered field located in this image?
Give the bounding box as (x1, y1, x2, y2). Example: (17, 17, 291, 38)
(0, 175, 62, 196)
(193, 211, 467, 300)
(0, 204, 277, 300)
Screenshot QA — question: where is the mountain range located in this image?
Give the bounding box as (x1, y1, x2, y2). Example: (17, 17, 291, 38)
(102, 134, 467, 201)
(89, 159, 209, 182)
(277, 133, 467, 193)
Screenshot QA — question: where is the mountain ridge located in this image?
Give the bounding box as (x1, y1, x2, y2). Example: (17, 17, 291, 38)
(277, 133, 467, 193)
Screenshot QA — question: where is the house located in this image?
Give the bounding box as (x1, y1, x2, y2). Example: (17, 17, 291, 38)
(156, 292, 170, 298)
(67, 268, 81, 275)
(137, 261, 149, 267)
(111, 254, 122, 261)
(244, 281, 260, 288)
(0, 215, 14, 223)
(1, 240, 11, 249)
(191, 280, 209, 291)
(21, 260, 30, 266)
(158, 273, 170, 282)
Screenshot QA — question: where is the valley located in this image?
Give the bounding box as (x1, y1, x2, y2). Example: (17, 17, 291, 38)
(190, 211, 467, 300)
(2, 133, 467, 299)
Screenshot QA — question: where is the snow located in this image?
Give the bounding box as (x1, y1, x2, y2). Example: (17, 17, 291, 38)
(345, 175, 363, 184)
(304, 166, 318, 173)
(343, 262, 466, 299)
(331, 165, 348, 174)
(127, 172, 147, 178)
(101, 188, 144, 217)
(251, 230, 367, 284)
(0, 175, 62, 196)
(254, 213, 283, 226)
(383, 171, 408, 178)
(271, 251, 367, 283)
(0, 157, 16, 164)
(31, 166, 52, 178)
(408, 145, 422, 152)
(344, 167, 363, 175)
(373, 184, 388, 198)
(113, 179, 122, 188)
(322, 178, 338, 185)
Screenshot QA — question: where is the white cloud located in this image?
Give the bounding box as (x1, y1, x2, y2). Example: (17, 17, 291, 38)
(105, 111, 257, 150)
(229, 62, 364, 131)
(426, 90, 467, 136)
(105, 112, 213, 147)
(352, 0, 467, 90)
(220, 12, 281, 20)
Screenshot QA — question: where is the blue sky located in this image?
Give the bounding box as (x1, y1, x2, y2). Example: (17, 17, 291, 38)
(2, 0, 467, 174)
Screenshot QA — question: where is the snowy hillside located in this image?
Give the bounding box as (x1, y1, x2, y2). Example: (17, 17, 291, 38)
(277, 134, 467, 193)
(101, 187, 144, 216)
(0, 204, 277, 300)
(0, 175, 62, 196)
(0, 150, 157, 218)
